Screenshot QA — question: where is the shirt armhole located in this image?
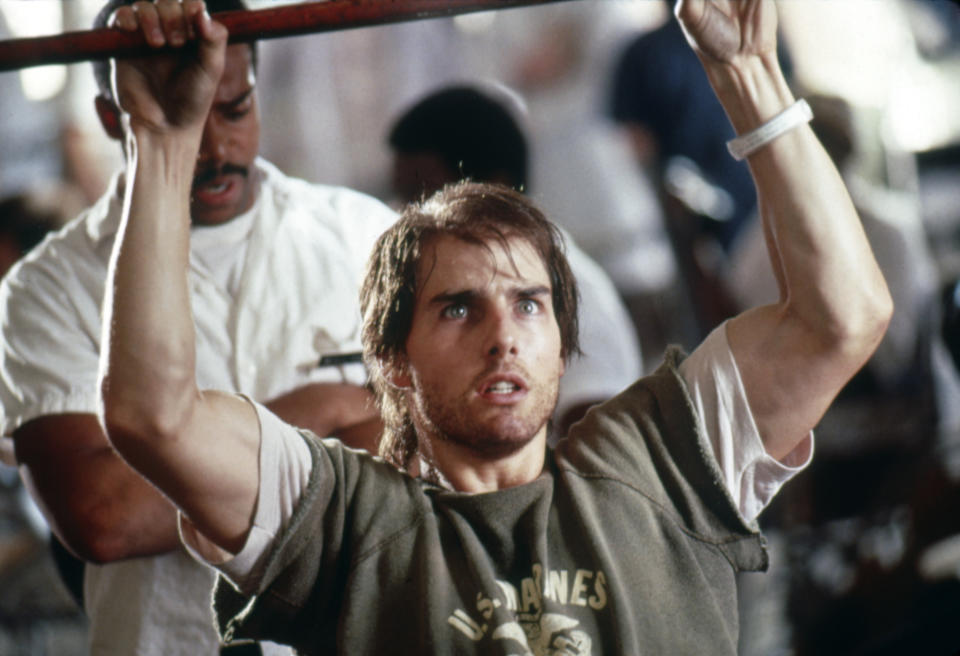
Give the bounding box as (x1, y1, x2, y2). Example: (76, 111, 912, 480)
(180, 396, 312, 593)
(678, 321, 814, 523)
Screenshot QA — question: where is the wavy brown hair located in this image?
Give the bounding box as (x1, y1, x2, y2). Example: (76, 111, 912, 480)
(360, 181, 580, 468)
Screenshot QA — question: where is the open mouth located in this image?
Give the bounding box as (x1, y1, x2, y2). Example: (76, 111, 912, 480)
(199, 180, 230, 195)
(477, 372, 528, 404)
(486, 380, 521, 394)
(192, 165, 249, 208)
(192, 176, 238, 207)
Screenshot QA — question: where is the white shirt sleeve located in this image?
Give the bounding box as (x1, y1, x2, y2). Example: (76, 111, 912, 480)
(678, 322, 813, 523)
(181, 400, 312, 594)
(0, 234, 104, 434)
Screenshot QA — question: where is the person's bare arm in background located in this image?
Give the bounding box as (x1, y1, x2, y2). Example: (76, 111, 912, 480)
(13, 380, 378, 563)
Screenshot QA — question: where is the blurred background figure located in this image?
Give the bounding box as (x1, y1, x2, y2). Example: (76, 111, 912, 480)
(610, 0, 758, 252)
(0, 8, 88, 629)
(389, 84, 528, 203)
(608, 0, 794, 352)
(387, 83, 643, 437)
(0, 187, 84, 656)
(0, 192, 72, 279)
(465, 0, 678, 374)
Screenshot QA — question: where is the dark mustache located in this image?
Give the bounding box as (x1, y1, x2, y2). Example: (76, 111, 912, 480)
(192, 164, 249, 189)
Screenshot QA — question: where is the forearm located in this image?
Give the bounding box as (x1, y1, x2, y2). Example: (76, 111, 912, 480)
(102, 126, 200, 445)
(13, 413, 183, 562)
(37, 455, 181, 563)
(79, 456, 182, 562)
(671, 0, 892, 461)
(101, 128, 260, 552)
(265, 383, 380, 437)
(704, 53, 890, 333)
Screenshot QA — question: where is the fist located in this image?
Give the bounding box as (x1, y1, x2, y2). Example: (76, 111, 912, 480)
(109, 0, 228, 133)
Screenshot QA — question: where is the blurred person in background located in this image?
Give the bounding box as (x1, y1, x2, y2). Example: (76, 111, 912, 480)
(460, 0, 678, 372)
(0, 189, 71, 468)
(0, 187, 83, 632)
(609, 0, 795, 351)
(388, 83, 642, 436)
(0, 190, 77, 280)
(610, 0, 758, 252)
(0, 0, 397, 654)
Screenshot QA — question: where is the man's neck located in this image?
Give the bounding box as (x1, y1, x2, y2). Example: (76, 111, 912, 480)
(420, 431, 548, 494)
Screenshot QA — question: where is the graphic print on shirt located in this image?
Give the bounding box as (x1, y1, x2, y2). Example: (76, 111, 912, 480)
(447, 563, 606, 654)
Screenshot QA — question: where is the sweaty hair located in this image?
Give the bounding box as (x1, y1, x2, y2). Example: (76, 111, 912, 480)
(388, 86, 528, 192)
(92, 0, 258, 102)
(360, 181, 580, 469)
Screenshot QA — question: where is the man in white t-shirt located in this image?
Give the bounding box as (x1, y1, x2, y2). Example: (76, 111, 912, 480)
(96, 1, 892, 652)
(0, 1, 395, 654)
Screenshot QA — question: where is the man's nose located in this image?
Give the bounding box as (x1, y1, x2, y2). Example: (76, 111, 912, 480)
(485, 310, 519, 358)
(198, 117, 228, 165)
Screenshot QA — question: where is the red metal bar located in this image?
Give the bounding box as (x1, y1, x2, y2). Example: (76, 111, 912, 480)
(0, 0, 577, 72)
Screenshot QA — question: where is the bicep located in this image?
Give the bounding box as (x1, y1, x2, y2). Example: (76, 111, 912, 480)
(726, 306, 851, 460)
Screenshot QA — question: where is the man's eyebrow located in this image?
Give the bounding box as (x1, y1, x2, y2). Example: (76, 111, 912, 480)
(514, 285, 551, 299)
(426, 285, 550, 307)
(427, 289, 478, 306)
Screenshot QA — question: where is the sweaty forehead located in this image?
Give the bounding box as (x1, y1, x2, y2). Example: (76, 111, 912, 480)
(415, 234, 549, 298)
(215, 44, 256, 102)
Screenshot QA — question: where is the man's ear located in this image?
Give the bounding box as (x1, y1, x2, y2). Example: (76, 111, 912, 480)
(94, 95, 124, 141)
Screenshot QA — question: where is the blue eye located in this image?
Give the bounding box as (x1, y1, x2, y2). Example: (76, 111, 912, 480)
(442, 304, 468, 319)
(518, 299, 539, 315)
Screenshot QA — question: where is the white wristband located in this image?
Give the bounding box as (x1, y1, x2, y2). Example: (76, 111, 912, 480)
(726, 99, 813, 161)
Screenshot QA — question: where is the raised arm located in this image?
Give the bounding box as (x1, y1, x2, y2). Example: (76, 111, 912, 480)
(675, 0, 893, 460)
(99, 0, 258, 554)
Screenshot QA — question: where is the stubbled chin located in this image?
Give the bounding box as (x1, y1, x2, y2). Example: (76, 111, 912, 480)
(462, 414, 547, 456)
